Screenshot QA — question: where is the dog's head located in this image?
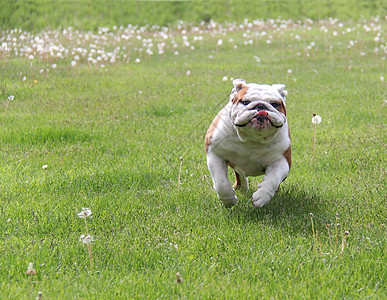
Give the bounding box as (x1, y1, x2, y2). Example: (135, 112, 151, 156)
(229, 79, 287, 141)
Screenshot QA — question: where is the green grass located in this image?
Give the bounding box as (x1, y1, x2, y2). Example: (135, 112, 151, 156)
(0, 16, 386, 299)
(1, 0, 385, 31)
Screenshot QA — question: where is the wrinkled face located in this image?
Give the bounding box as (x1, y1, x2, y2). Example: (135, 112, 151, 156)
(230, 82, 287, 140)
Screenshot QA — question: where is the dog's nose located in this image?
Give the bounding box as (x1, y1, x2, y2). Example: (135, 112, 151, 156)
(255, 104, 266, 111)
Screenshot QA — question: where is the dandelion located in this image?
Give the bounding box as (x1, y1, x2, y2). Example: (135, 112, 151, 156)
(312, 114, 322, 158)
(311, 115, 322, 124)
(77, 207, 92, 218)
(380, 76, 384, 82)
(2, 95, 15, 125)
(79, 234, 94, 244)
(77, 208, 93, 268)
(71, 60, 76, 66)
(216, 39, 223, 52)
(26, 262, 36, 299)
(51, 63, 57, 69)
(287, 69, 293, 74)
(222, 76, 228, 82)
(339, 230, 350, 257)
(42, 165, 48, 170)
(186, 70, 191, 76)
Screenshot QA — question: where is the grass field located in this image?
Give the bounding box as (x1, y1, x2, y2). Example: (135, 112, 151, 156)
(1, 0, 385, 31)
(1, 14, 386, 299)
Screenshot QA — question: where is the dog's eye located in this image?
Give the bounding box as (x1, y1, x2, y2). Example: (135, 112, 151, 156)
(240, 100, 250, 105)
(271, 102, 280, 108)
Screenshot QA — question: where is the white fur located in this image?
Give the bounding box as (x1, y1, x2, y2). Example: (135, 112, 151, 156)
(206, 81, 290, 208)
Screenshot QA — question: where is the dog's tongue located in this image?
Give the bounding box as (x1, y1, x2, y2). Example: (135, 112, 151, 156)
(257, 110, 268, 118)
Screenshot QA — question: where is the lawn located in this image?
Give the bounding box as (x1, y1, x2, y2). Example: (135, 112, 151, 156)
(0, 15, 386, 299)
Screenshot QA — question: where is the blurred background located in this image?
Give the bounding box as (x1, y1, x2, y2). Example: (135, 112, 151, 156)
(1, 0, 385, 31)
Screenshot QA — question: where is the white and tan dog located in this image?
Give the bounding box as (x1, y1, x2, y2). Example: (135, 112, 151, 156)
(205, 79, 291, 208)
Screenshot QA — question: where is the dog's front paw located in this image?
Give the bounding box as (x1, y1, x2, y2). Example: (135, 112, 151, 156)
(252, 189, 273, 208)
(219, 194, 238, 208)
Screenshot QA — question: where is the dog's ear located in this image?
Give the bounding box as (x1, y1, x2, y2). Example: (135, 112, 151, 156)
(272, 84, 287, 100)
(229, 79, 247, 102)
(233, 78, 246, 92)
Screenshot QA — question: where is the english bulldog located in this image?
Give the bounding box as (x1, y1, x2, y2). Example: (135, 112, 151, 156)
(205, 79, 291, 208)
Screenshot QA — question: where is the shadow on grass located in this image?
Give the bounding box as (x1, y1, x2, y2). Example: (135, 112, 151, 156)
(228, 184, 330, 235)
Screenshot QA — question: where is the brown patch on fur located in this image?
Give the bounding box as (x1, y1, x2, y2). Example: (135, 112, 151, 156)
(283, 145, 292, 169)
(232, 86, 249, 105)
(283, 126, 291, 169)
(205, 113, 221, 153)
(278, 101, 287, 116)
(233, 171, 243, 190)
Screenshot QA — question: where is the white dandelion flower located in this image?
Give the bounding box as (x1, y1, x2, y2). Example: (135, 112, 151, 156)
(79, 234, 94, 244)
(77, 208, 92, 218)
(311, 115, 322, 124)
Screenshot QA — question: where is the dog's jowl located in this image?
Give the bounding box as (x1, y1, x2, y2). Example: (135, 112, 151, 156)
(205, 79, 291, 208)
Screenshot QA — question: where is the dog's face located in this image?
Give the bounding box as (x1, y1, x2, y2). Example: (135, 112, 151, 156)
(229, 79, 287, 141)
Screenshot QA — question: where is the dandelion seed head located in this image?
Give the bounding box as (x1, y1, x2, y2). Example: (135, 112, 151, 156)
(79, 234, 94, 244)
(77, 207, 92, 218)
(311, 115, 322, 124)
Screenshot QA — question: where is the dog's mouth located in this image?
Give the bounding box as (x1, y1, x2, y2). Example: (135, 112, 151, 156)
(235, 111, 283, 129)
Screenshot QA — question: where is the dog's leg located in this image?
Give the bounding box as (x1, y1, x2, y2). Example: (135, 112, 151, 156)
(233, 171, 249, 191)
(207, 150, 238, 207)
(252, 158, 289, 208)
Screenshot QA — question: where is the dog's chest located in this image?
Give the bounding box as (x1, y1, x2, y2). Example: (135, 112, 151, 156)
(210, 132, 284, 176)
